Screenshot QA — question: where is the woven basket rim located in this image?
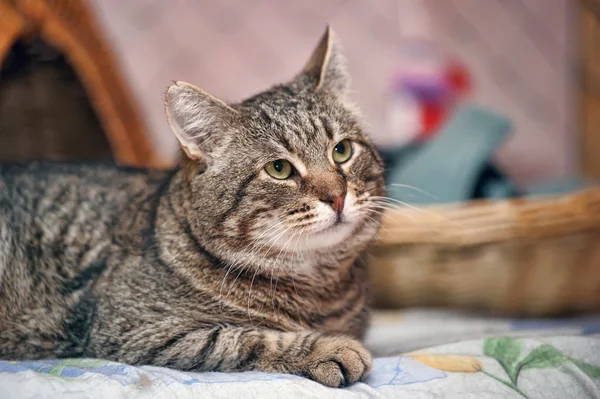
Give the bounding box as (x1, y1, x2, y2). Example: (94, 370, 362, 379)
(375, 187, 600, 247)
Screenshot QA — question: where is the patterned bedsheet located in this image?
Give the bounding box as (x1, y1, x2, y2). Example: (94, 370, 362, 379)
(2, 310, 600, 398)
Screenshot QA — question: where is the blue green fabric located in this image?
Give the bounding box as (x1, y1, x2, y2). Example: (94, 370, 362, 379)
(384, 105, 512, 204)
(381, 105, 592, 205)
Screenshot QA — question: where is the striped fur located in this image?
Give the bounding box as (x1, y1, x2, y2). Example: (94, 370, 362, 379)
(0, 28, 384, 387)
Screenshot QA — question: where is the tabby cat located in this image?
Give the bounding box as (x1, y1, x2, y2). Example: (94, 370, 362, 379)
(0, 28, 385, 388)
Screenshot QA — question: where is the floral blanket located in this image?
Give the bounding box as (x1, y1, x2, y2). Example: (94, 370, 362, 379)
(2, 311, 600, 398)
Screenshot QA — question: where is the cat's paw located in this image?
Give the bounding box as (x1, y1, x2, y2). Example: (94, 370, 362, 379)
(302, 336, 372, 388)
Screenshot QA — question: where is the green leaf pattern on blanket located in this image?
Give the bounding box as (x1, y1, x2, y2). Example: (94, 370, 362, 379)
(519, 344, 566, 371)
(483, 337, 523, 384)
(482, 338, 600, 398)
(571, 358, 600, 379)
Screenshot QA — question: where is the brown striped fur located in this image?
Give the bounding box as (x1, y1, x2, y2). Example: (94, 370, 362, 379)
(0, 28, 385, 387)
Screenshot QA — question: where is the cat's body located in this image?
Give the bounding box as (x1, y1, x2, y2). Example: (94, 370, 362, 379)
(0, 28, 385, 387)
(0, 161, 369, 361)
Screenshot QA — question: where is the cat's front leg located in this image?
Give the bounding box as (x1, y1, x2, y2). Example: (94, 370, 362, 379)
(133, 326, 372, 388)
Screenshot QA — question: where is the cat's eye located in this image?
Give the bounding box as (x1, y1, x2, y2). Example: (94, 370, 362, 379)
(265, 159, 293, 180)
(332, 139, 353, 164)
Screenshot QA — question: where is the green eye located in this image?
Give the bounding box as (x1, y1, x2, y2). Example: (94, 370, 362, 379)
(332, 139, 353, 164)
(265, 159, 293, 179)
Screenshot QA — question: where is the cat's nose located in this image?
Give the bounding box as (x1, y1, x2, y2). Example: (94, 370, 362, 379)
(320, 192, 346, 213)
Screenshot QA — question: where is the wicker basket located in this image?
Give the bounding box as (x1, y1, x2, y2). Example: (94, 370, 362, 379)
(0, 0, 165, 168)
(369, 187, 600, 316)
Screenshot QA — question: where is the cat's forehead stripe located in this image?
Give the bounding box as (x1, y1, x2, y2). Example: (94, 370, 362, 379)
(319, 116, 335, 140)
(288, 154, 308, 177)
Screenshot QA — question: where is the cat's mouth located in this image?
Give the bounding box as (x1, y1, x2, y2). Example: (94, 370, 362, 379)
(298, 219, 357, 250)
(263, 202, 368, 252)
(308, 203, 367, 238)
(314, 218, 347, 234)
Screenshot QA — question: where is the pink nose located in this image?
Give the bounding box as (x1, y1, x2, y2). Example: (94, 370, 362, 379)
(320, 193, 346, 213)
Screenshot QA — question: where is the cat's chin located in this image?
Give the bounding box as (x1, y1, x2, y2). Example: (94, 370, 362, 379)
(309, 223, 355, 249)
(299, 212, 381, 253)
(262, 219, 356, 254)
(295, 220, 358, 252)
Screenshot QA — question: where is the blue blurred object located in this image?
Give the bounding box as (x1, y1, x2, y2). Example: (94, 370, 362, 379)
(383, 105, 513, 204)
(380, 105, 594, 205)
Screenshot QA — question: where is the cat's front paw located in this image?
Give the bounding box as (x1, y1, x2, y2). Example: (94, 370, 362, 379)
(302, 336, 372, 388)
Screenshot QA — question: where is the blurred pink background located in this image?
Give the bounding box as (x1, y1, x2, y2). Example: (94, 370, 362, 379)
(89, 0, 576, 187)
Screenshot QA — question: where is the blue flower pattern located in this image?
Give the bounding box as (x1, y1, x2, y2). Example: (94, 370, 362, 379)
(366, 357, 447, 388)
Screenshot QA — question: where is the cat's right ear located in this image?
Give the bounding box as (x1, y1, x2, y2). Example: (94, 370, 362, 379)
(165, 81, 237, 162)
(299, 26, 349, 96)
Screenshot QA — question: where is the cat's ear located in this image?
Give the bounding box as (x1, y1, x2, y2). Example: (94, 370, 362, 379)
(300, 26, 349, 96)
(165, 81, 237, 162)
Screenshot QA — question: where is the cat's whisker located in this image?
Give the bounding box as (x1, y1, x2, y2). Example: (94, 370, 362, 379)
(386, 183, 440, 201)
(367, 196, 463, 228)
(365, 205, 424, 227)
(288, 213, 317, 224)
(219, 221, 287, 301)
(363, 202, 444, 236)
(245, 219, 287, 250)
(288, 230, 303, 297)
(271, 229, 298, 312)
(361, 203, 401, 213)
(290, 221, 319, 231)
(244, 225, 293, 323)
(363, 217, 383, 235)
(271, 231, 297, 298)
(368, 196, 418, 206)
(239, 220, 288, 260)
(242, 225, 291, 311)
(223, 223, 289, 302)
(259, 226, 292, 264)
(361, 203, 422, 227)
(246, 267, 262, 326)
(223, 220, 283, 274)
(244, 224, 288, 259)
(362, 214, 392, 237)
(364, 198, 423, 215)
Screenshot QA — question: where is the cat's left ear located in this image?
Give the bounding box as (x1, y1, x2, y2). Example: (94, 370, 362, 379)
(300, 26, 349, 96)
(165, 81, 237, 162)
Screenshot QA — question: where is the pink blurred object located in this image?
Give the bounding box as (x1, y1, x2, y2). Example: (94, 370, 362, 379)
(385, 0, 472, 145)
(388, 39, 472, 143)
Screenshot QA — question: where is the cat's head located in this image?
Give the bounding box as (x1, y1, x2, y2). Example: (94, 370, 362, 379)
(165, 27, 385, 271)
